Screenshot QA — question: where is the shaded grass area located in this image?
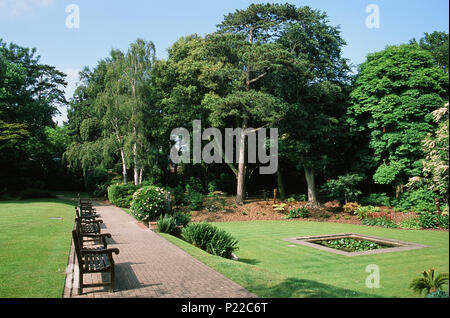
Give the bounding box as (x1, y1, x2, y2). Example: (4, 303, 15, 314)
(0, 198, 77, 298)
(161, 220, 449, 298)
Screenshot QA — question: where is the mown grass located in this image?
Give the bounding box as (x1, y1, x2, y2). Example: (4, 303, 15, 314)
(160, 220, 449, 298)
(0, 198, 77, 298)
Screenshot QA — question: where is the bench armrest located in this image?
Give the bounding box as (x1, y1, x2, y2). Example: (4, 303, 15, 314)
(81, 248, 119, 256)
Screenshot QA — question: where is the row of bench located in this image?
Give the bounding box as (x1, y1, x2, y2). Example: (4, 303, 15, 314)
(72, 197, 120, 295)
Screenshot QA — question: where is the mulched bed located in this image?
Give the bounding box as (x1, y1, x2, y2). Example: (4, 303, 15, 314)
(95, 195, 448, 232)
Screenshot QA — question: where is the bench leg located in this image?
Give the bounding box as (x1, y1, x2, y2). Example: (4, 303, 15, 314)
(78, 271, 83, 295)
(110, 269, 115, 293)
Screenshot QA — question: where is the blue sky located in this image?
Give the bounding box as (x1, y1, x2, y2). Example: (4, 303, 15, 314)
(1, 0, 449, 124)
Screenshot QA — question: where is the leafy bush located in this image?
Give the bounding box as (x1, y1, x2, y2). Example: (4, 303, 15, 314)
(399, 217, 422, 230)
(362, 217, 397, 228)
(166, 185, 186, 206)
(187, 190, 204, 210)
(157, 214, 178, 235)
(418, 212, 439, 229)
(285, 207, 310, 219)
(354, 205, 380, 220)
(205, 193, 226, 212)
(172, 211, 191, 227)
(272, 203, 287, 212)
(107, 183, 139, 208)
(437, 215, 449, 229)
(130, 186, 168, 221)
(323, 200, 341, 213)
(360, 193, 392, 207)
(185, 177, 205, 194)
(181, 222, 239, 258)
(320, 174, 363, 204)
(343, 202, 360, 214)
(392, 188, 436, 213)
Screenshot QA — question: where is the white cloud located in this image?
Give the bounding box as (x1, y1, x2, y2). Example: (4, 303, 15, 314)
(0, 0, 54, 17)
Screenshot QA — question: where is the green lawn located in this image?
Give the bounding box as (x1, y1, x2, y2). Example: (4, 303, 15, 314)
(0, 198, 77, 298)
(161, 220, 449, 298)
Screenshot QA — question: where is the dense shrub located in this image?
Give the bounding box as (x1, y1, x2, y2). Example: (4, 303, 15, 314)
(157, 214, 178, 235)
(392, 189, 436, 213)
(418, 212, 439, 229)
(399, 217, 422, 230)
(285, 207, 310, 219)
(185, 177, 205, 194)
(354, 205, 380, 220)
(437, 215, 449, 229)
(343, 202, 360, 214)
(107, 183, 139, 208)
(320, 174, 363, 203)
(362, 217, 397, 228)
(166, 185, 186, 206)
(130, 186, 168, 221)
(172, 211, 191, 227)
(181, 222, 239, 258)
(187, 191, 204, 210)
(360, 193, 392, 207)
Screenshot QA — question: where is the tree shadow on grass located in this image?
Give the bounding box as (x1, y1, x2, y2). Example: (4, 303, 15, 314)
(238, 258, 261, 265)
(251, 277, 383, 298)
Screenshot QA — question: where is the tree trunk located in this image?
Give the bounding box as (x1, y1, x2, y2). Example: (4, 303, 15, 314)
(277, 167, 286, 201)
(139, 168, 144, 185)
(304, 167, 320, 208)
(120, 148, 127, 184)
(133, 141, 139, 186)
(236, 118, 248, 205)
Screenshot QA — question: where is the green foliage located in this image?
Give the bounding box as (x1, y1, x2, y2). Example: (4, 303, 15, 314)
(354, 205, 380, 220)
(107, 183, 139, 208)
(157, 214, 178, 235)
(272, 203, 287, 212)
(130, 186, 168, 221)
(437, 215, 449, 229)
(399, 217, 422, 230)
(317, 238, 383, 252)
(187, 191, 204, 211)
(167, 185, 186, 206)
(285, 207, 310, 219)
(360, 193, 392, 207)
(172, 211, 191, 227)
(205, 193, 226, 212)
(392, 188, 436, 213)
(362, 217, 397, 229)
(418, 212, 439, 229)
(343, 202, 360, 214)
(320, 174, 363, 203)
(348, 43, 449, 189)
(410, 269, 449, 296)
(85, 168, 110, 197)
(373, 161, 405, 185)
(181, 222, 239, 258)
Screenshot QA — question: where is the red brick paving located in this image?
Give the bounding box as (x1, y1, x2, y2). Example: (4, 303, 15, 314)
(63, 203, 256, 298)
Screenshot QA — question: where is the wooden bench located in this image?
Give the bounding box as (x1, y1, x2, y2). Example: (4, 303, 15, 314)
(75, 216, 103, 235)
(75, 207, 98, 221)
(72, 223, 119, 295)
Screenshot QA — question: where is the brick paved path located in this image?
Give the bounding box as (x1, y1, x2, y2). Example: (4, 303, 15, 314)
(63, 203, 256, 298)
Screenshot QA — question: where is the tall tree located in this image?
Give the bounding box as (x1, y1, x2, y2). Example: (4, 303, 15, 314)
(347, 44, 449, 196)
